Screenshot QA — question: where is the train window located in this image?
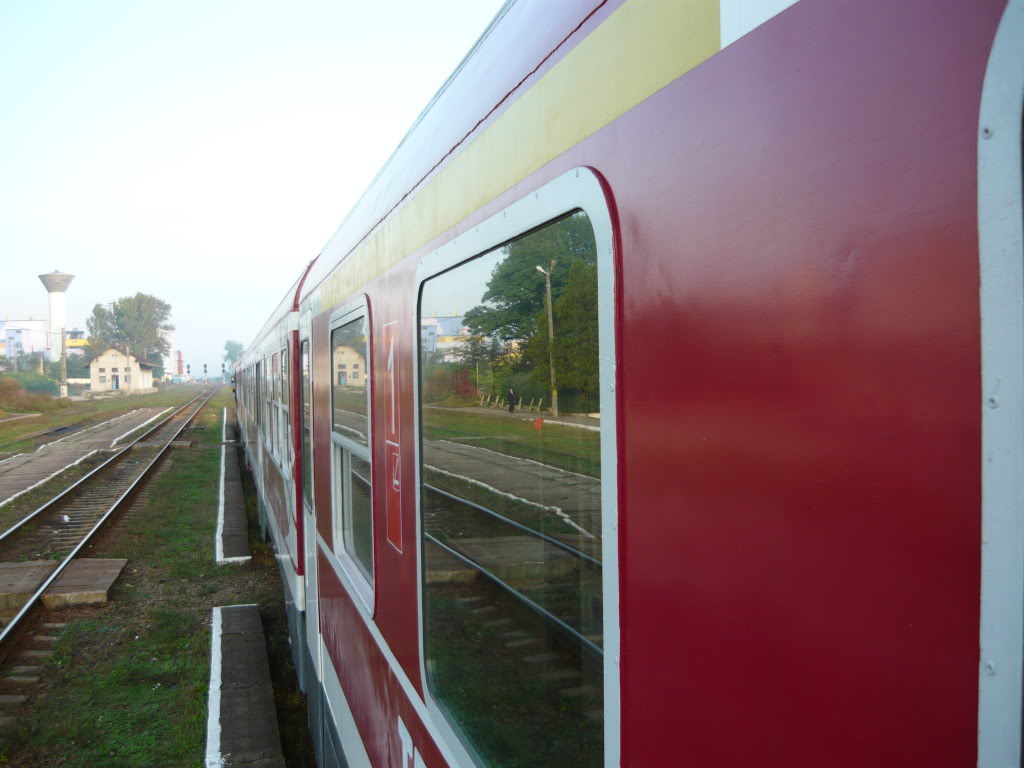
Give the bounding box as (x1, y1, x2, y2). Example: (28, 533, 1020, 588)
(301, 339, 312, 506)
(331, 320, 369, 446)
(272, 353, 279, 401)
(419, 211, 604, 767)
(281, 345, 290, 450)
(266, 356, 273, 447)
(255, 360, 262, 429)
(271, 353, 280, 457)
(330, 317, 373, 586)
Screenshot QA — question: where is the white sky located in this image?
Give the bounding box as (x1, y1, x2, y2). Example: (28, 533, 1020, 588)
(0, 0, 505, 372)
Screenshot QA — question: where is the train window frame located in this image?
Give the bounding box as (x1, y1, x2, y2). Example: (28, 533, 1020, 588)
(412, 167, 620, 768)
(327, 296, 375, 613)
(271, 352, 280, 459)
(300, 336, 313, 513)
(280, 344, 290, 463)
(255, 360, 262, 431)
(977, 5, 1024, 763)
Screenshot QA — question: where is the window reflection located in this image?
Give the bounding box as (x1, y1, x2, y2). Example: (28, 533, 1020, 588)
(331, 318, 369, 446)
(301, 340, 312, 504)
(419, 212, 603, 768)
(331, 317, 374, 585)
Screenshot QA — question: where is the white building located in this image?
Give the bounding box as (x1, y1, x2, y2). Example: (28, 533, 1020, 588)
(420, 316, 469, 362)
(0, 318, 49, 358)
(89, 347, 157, 393)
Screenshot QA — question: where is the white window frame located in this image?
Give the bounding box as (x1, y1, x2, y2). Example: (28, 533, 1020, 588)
(977, 2, 1024, 765)
(278, 343, 290, 468)
(328, 297, 375, 614)
(299, 332, 313, 514)
(412, 167, 620, 768)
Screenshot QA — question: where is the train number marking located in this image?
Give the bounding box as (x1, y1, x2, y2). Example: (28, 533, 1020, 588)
(397, 717, 426, 768)
(384, 321, 402, 551)
(388, 335, 396, 434)
(386, 446, 402, 551)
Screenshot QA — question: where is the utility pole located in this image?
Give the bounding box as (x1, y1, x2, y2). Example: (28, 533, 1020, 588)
(535, 259, 559, 418)
(60, 330, 68, 398)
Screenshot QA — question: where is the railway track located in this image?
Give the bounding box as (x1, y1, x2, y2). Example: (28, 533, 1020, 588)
(0, 388, 218, 645)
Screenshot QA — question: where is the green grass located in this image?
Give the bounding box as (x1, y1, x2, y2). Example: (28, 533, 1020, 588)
(0, 386, 202, 450)
(0, 391, 310, 767)
(423, 408, 600, 477)
(424, 586, 603, 768)
(332, 388, 367, 416)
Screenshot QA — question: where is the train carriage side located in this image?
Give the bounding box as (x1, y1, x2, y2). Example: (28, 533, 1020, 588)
(235, 271, 314, 685)
(255, 0, 1021, 767)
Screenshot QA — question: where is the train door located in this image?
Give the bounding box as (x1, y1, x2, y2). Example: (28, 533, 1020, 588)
(977, 3, 1024, 765)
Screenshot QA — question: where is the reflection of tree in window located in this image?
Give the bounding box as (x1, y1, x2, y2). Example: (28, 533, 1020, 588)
(419, 212, 604, 768)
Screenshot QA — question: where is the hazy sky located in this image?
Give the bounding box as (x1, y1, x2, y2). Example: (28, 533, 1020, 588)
(0, 0, 505, 371)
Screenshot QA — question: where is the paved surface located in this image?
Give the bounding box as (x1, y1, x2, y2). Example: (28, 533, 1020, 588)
(218, 409, 251, 563)
(424, 439, 602, 537)
(0, 558, 128, 615)
(0, 561, 56, 614)
(42, 558, 127, 608)
(208, 605, 286, 768)
(0, 408, 169, 507)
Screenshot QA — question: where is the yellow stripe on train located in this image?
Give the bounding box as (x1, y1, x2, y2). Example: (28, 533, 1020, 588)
(320, 0, 721, 308)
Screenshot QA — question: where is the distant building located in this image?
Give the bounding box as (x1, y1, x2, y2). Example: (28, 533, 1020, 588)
(0, 318, 48, 358)
(89, 347, 157, 393)
(420, 316, 469, 362)
(334, 345, 366, 387)
(65, 328, 88, 357)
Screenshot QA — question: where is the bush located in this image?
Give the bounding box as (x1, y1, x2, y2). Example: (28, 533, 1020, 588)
(5, 371, 58, 396)
(0, 376, 70, 413)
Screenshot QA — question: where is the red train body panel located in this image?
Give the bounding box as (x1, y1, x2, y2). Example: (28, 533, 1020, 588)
(235, 1, 1023, 766)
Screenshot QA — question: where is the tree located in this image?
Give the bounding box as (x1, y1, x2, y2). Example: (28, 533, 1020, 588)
(463, 213, 596, 341)
(526, 261, 600, 395)
(86, 293, 173, 368)
(45, 356, 89, 380)
(223, 340, 244, 364)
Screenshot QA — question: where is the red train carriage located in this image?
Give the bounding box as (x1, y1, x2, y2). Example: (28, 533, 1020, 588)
(235, 1, 1024, 766)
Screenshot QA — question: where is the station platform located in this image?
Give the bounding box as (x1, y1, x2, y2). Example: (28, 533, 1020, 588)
(0, 408, 171, 507)
(217, 408, 251, 565)
(0, 558, 127, 620)
(205, 604, 285, 768)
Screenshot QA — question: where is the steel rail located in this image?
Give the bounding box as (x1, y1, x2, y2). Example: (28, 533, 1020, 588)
(0, 388, 218, 648)
(0, 389, 212, 544)
(423, 483, 602, 568)
(424, 532, 603, 658)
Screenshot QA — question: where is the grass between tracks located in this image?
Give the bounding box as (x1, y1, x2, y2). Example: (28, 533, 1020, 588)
(0, 387, 313, 767)
(0, 386, 202, 453)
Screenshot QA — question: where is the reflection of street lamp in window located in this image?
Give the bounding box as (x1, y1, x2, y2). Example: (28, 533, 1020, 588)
(535, 260, 559, 417)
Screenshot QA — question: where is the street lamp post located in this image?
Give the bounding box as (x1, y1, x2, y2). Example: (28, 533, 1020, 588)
(535, 260, 559, 418)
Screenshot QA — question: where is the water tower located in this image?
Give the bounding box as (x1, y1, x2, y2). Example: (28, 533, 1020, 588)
(38, 271, 75, 362)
